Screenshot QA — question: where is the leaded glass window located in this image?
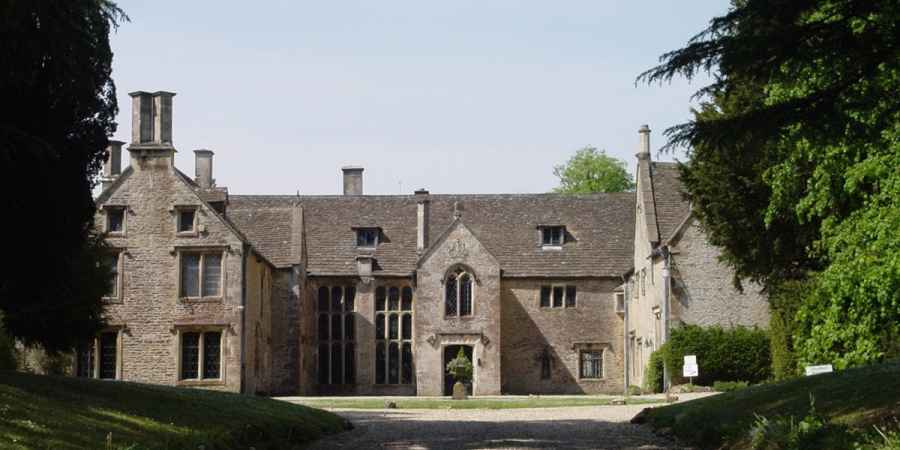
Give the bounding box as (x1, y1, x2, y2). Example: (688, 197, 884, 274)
(317, 285, 356, 385)
(180, 252, 223, 298)
(445, 267, 474, 317)
(580, 350, 602, 379)
(179, 331, 222, 381)
(375, 284, 413, 385)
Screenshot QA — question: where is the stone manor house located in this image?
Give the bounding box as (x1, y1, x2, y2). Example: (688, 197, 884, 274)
(81, 91, 768, 395)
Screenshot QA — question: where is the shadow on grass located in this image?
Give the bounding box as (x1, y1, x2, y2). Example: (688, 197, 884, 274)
(0, 371, 345, 449)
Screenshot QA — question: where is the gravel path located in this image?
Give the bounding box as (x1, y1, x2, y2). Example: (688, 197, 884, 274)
(304, 404, 684, 450)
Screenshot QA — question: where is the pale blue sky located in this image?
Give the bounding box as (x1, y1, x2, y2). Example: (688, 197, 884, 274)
(109, 1, 726, 195)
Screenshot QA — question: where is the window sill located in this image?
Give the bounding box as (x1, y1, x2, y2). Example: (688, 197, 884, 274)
(578, 377, 606, 382)
(102, 297, 124, 305)
(541, 245, 563, 251)
(176, 231, 199, 238)
(177, 379, 225, 387)
(443, 315, 476, 320)
(106, 232, 126, 238)
(179, 296, 223, 303)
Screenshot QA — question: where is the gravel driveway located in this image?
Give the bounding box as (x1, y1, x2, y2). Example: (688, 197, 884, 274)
(304, 404, 684, 450)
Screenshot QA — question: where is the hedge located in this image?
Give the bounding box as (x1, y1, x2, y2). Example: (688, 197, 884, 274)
(659, 324, 770, 386)
(644, 349, 665, 393)
(769, 280, 807, 380)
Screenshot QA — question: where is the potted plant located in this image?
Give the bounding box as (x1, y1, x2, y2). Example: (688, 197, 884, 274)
(446, 348, 473, 400)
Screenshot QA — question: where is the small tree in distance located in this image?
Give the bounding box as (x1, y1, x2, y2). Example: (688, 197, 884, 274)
(553, 147, 635, 193)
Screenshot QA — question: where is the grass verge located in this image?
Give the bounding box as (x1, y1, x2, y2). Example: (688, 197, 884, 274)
(0, 371, 346, 449)
(289, 396, 661, 410)
(638, 359, 900, 449)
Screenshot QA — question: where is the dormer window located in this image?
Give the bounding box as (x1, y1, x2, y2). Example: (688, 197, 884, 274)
(106, 207, 125, 234)
(176, 207, 198, 234)
(356, 228, 379, 248)
(540, 226, 565, 247)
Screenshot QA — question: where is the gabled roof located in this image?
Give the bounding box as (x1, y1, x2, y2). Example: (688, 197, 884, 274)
(648, 162, 691, 243)
(227, 192, 635, 278)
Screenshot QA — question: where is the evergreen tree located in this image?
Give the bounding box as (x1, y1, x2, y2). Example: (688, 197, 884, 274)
(0, 1, 127, 351)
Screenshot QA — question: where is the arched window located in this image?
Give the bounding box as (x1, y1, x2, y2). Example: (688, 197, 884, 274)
(445, 266, 475, 317)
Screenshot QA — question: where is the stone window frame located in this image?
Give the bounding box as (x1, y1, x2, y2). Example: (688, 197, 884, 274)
(537, 225, 566, 249)
(174, 326, 227, 387)
(103, 248, 126, 303)
(75, 327, 125, 381)
(539, 347, 553, 380)
(573, 342, 608, 380)
(354, 227, 380, 249)
(614, 291, 625, 314)
(374, 283, 414, 385)
(174, 205, 200, 237)
(103, 205, 127, 236)
(539, 284, 577, 309)
(443, 265, 476, 318)
(316, 284, 357, 386)
(175, 246, 227, 302)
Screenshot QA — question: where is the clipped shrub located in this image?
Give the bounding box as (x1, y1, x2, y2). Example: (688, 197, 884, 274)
(713, 380, 749, 392)
(644, 349, 665, 393)
(769, 280, 808, 381)
(627, 385, 643, 396)
(661, 324, 771, 386)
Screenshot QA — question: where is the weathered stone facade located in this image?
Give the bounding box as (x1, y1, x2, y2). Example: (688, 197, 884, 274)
(624, 126, 769, 389)
(89, 92, 768, 395)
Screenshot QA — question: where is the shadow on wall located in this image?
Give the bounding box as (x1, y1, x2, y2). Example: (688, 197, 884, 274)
(500, 285, 583, 394)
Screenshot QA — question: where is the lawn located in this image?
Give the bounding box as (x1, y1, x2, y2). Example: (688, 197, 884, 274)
(0, 371, 346, 450)
(638, 359, 900, 449)
(288, 396, 661, 410)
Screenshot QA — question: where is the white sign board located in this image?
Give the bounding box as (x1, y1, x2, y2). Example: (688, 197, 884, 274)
(804, 364, 833, 376)
(683, 355, 699, 378)
(683, 364, 699, 377)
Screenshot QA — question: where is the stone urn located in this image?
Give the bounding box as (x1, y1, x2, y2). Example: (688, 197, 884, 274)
(452, 381, 468, 400)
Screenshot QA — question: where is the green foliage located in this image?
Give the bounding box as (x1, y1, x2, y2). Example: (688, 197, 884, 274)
(639, 0, 900, 368)
(446, 348, 473, 383)
(0, 1, 127, 351)
(627, 385, 643, 396)
(643, 349, 665, 394)
(714, 380, 749, 392)
(769, 280, 809, 380)
(552, 147, 634, 193)
(660, 325, 771, 386)
(0, 322, 15, 371)
(749, 396, 856, 450)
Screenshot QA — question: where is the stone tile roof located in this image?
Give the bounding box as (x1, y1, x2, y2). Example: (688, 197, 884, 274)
(227, 193, 636, 278)
(649, 162, 691, 242)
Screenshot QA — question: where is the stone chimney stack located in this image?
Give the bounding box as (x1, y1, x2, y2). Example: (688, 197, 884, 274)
(342, 166, 364, 196)
(194, 149, 215, 189)
(101, 140, 124, 191)
(415, 188, 430, 252)
(130, 91, 175, 145)
(127, 91, 176, 169)
(637, 124, 651, 160)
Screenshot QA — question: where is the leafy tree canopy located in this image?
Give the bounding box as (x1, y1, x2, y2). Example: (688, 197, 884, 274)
(0, 1, 127, 352)
(553, 147, 634, 193)
(640, 0, 900, 366)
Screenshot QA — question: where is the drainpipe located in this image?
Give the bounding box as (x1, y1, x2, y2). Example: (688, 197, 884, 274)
(620, 273, 630, 394)
(661, 246, 671, 397)
(239, 244, 248, 394)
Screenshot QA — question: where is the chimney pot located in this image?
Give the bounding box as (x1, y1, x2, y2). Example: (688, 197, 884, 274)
(342, 166, 364, 195)
(129, 91, 176, 146)
(194, 149, 215, 189)
(637, 124, 651, 160)
(101, 140, 125, 191)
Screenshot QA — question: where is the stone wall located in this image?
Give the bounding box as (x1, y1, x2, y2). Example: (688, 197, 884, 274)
(98, 150, 246, 392)
(500, 278, 625, 394)
(670, 220, 769, 328)
(415, 221, 502, 396)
